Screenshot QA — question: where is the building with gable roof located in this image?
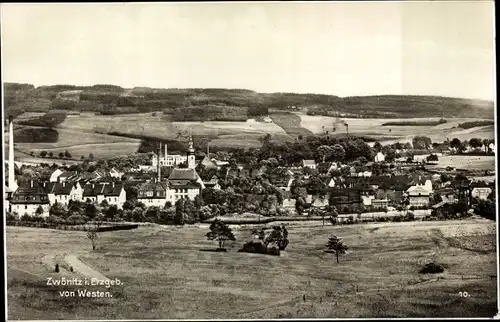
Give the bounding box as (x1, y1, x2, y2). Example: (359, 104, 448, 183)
(137, 179, 169, 207)
(302, 159, 316, 169)
(167, 168, 203, 202)
(10, 181, 51, 217)
(406, 185, 432, 207)
(82, 182, 126, 208)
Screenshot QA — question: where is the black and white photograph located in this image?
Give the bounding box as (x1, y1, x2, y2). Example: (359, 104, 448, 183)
(1, 1, 497, 320)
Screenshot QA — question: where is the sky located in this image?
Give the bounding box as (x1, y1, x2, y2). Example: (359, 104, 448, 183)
(1, 2, 495, 100)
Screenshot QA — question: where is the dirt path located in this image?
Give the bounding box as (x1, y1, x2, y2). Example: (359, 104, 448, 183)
(64, 254, 110, 281)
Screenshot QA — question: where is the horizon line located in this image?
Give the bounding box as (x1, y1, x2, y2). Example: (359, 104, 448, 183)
(2, 80, 495, 102)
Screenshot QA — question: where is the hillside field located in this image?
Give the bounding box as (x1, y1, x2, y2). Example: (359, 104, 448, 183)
(6, 219, 497, 319)
(428, 155, 496, 171)
(5, 109, 495, 159)
(298, 115, 495, 144)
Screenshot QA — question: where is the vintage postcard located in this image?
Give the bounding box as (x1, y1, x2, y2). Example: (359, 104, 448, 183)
(1, 1, 497, 320)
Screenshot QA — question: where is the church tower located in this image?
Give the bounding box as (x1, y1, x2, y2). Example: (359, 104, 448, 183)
(187, 135, 196, 169)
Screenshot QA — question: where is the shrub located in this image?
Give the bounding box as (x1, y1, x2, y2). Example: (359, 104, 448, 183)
(267, 244, 281, 256)
(239, 240, 268, 254)
(419, 262, 444, 274)
(392, 215, 402, 222)
(6, 212, 17, 221)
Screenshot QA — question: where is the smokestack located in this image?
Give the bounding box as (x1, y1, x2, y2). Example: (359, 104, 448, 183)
(30, 180, 33, 188)
(207, 142, 210, 157)
(165, 143, 168, 159)
(157, 145, 161, 181)
(8, 116, 16, 190)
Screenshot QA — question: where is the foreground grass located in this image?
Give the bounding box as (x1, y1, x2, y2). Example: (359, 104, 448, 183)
(6, 219, 497, 319)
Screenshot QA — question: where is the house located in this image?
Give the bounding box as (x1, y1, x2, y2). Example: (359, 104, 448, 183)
(109, 167, 124, 179)
(263, 116, 273, 123)
(302, 159, 316, 170)
(89, 169, 107, 182)
(361, 194, 375, 207)
(326, 188, 363, 213)
(374, 152, 385, 163)
(282, 196, 296, 211)
(49, 169, 64, 182)
(137, 179, 169, 207)
(268, 167, 294, 190)
(213, 159, 229, 168)
(57, 171, 78, 182)
(326, 178, 336, 188)
(9, 181, 51, 217)
(311, 196, 329, 210)
(471, 187, 492, 200)
(489, 142, 495, 153)
(167, 168, 203, 202)
(327, 162, 340, 174)
(46, 181, 84, 205)
(83, 182, 126, 208)
(372, 199, 389, 209)
(198, 156, 218, 170)
(438, 188, 459, 204)
(413, 154, 430, 163)
(406, 185, 431, 207)
(199, 169, 221, 190)
(357, 170, 373, 177)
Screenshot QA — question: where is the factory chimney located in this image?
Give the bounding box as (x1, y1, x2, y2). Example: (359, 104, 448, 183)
(8, 116, 18, 192)
(157, 145, 161, 181)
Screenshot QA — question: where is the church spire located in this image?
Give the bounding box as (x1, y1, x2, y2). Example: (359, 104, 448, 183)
(188, 135, 195, 153)
(187, 135, 196, 169)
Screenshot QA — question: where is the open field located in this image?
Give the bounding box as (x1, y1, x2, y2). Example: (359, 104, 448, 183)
(270, 112, 313, 137)
(57, 112, 180, 138)
(57, 113, 289, 152)
(172, 119, 286, 136)
(4, 126, 142, 160)
(427, 155, 496, 171)
(6, 219, 497, 319)
(298, 115, 495, 143)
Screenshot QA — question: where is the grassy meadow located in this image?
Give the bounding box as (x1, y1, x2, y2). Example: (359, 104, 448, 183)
(428, 155, 496, 171)
(6, 219, 497, 319)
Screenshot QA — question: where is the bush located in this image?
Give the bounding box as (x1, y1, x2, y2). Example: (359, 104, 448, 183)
(419, 262, 444, 274)
(392, 215, 402, 222)
(267, 244, 281, 256)
(403, 212, 415, 222)
(238, 240, 280, 256)
(6, 212, 17, 221)
(239, 240, 268, 254)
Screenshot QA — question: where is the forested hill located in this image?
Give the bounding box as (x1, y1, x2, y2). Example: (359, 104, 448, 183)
(4, 82, 494, 119)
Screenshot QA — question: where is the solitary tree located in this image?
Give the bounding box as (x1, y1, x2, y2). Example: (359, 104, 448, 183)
(64, 150, 72, 159)
(48, 151, 54, 158)
(326, 235, 348, 264)
(87, 226, 99, 251)
(40, 151, 48, 158)
(58, 152, 64, 159)
(206, 219, 236, 251)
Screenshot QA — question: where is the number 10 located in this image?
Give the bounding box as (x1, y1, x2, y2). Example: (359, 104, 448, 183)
(459, 291, 470, 297)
